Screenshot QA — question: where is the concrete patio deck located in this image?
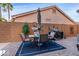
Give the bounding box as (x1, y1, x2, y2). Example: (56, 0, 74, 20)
(0, 42, 22, 56)
(0, 37, 79, 56)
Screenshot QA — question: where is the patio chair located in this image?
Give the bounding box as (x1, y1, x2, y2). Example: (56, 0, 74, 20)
(20, 34, 38, 48)
(20, 33, 31, 42)
(48, 31, 56, 41)
(53, 31, 64, 40)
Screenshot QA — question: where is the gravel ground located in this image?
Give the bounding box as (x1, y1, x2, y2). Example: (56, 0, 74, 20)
(0, 37, 79, 56)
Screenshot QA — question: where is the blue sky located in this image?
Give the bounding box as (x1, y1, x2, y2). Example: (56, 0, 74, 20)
(3, 3, 79, 22)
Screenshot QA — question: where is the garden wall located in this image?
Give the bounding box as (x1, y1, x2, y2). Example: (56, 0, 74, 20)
(0, 22, 11, 42)
(0, 22, 78, 43)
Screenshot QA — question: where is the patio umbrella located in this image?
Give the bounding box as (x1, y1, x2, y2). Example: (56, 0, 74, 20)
(37, 8, 41, 30)
(37, 8, 42, 46)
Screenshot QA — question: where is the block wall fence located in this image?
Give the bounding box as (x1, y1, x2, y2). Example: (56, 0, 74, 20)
(0, 22, 78, 43)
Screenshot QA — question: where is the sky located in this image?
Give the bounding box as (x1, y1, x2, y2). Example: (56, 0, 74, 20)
(2, 3, 79, 22)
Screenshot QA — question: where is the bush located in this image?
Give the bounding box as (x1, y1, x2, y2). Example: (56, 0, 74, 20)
(22, 23, 29, 34)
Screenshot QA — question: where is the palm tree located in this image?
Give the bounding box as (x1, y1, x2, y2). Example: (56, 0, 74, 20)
(0, 3, 13, 22)
(0, 3, 3, 21)
(0, 3, 7, 21)
(3, 3, 13, 21)
(0, 6, 2, 21)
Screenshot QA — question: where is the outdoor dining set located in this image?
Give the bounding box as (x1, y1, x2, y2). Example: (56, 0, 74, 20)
(20, 8, 64, 48)
(21, 27, 64, 48)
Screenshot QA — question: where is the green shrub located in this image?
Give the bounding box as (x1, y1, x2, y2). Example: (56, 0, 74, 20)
(22, 23, 29, 34)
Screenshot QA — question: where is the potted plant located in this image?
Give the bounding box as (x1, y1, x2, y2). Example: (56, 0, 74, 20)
(22, 23, 29, 39)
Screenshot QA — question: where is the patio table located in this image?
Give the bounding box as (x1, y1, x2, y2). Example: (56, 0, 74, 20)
(29, 35, 34, 37)
(28, 35, 43, 47)
(28, 35, 35, 42)
(28, 34, 53, 47)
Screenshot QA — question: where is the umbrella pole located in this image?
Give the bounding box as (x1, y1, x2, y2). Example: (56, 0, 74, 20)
(37, 8, 41, 47)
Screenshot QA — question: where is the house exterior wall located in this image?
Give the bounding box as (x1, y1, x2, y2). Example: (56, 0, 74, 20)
(13, 8, 74, 25)
(14, 13, 37, 23)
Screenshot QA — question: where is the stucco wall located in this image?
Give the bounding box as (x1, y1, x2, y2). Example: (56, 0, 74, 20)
(13, 8, 74, 25)
(0, 22, 11, 42)
(14, 13, 37, 23)
(77, 24, 79, 34)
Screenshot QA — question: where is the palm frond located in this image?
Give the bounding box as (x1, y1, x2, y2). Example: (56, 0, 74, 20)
(0, 17, 7, 22)
(9, 4, 13, 11)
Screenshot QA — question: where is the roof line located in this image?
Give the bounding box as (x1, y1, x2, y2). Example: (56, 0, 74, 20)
(12, 5, 76, 24)
(12, 5, 56, 18)
(54, 6, 76, 24)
